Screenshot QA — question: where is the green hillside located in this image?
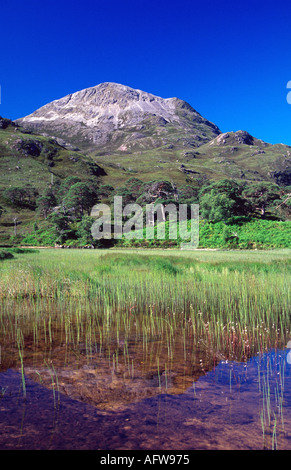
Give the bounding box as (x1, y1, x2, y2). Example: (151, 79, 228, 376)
(92, 130, 291, 189)
(0, 118, 105, 243)
(0, 117, 290, 248)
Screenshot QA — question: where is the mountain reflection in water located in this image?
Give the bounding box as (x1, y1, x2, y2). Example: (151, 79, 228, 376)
(0, 348, 290, 450)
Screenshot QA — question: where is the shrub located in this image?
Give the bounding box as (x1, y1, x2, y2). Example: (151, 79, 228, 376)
(0, 250, 14, 260)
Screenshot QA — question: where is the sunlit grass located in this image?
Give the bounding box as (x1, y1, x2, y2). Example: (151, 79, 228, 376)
(0, 248, 290, 369)
(0, 247, 290, 451)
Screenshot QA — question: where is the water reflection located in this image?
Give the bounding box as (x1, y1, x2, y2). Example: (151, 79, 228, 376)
(0, 347, 290, 450)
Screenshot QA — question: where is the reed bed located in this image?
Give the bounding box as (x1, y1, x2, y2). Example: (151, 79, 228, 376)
(0, 248, 290, 369)
(1, 247, 290, 449)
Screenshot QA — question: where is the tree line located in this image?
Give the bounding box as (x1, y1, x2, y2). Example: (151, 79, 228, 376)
(0, 175, 290, 246)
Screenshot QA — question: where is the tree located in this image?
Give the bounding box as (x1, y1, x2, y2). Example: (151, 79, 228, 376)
(12, 216, 20, 236)
(48, 212, 69, 231)
(36, 190, 57, 218)
(113, 178, 144, 205)
(76, 215, 95, 245)
(274, 191, 291, 220)
(62, 182, 97, 218)
(137, 180, 178, 204)
(242, 182, 281, 217)
(3, 186, 38, 209)
(177, 184, 199, 204)
(57, 176, 82, 202)
(199, 179, 244, 199)
(199, 179, 250, 219)
(200, 190, 236, 222)
(97, 184, 115, 199)
(47, 212, 74, 244)
(114, 187, 135, 205)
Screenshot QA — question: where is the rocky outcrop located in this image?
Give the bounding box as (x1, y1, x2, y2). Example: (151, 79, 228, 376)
(213, 131, 256, 146)
(12, 138, 44, 157)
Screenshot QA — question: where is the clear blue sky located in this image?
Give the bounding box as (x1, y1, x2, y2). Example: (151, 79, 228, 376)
(1, 0, 291, 145)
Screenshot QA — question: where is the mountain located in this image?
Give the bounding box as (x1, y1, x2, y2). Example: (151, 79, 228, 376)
(9, 83, 291, 189)
(15, 82, 221, 153)
(15, 83, 291, 189)
(1, 83, 291, 244)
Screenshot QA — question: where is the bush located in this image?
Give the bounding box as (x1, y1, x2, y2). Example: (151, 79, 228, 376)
(0, 250, 14, 260)
(22, 228, 59, 246)
(7, 247, 39, 254)
(199, 219, 291, 249)
(117, 218, 291, 249)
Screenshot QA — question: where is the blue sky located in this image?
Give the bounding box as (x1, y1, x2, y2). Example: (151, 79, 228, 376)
(1, 0, 291, 145)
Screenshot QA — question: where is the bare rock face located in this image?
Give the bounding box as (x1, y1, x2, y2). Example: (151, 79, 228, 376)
(212, 131, 256, 146)
(15, 83, 221, 153)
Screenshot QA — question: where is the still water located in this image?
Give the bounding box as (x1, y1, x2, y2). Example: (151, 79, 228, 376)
(0, 346, 290, 450)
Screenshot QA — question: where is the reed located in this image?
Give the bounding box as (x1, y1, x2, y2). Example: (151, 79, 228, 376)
(0, 248, 290, 415)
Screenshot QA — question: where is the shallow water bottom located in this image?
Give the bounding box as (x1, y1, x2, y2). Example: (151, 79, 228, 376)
(0, 349, 290, 451)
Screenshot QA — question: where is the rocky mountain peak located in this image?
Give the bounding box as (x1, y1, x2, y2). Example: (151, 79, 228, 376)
(15, 83, 221, 153)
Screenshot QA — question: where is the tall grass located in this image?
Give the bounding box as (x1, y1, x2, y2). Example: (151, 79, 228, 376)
(0, 249, 290, 374)
(1, 248, 290, 449)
